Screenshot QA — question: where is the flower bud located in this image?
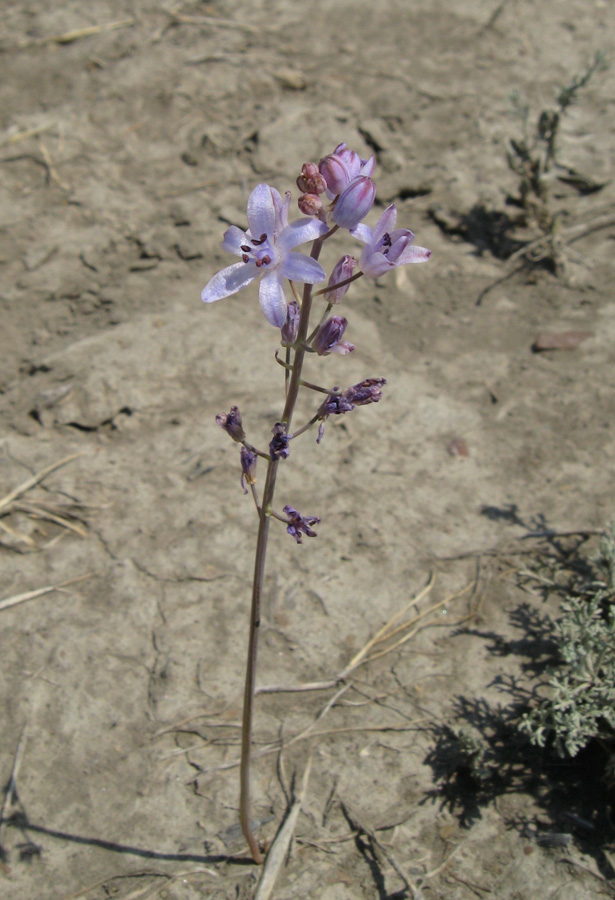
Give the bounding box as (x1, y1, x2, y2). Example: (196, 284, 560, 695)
(312, 316, 355, 356)
(298, 193, 323, 216)
(332, 176, 376, 229)
(318, 153, 352, 196)
(297, 163, 326, 195)
(240, 446, 257, 493)
(281, 299, 300, 346)
(216, 406, 245, 442)
(324, 254, 356, 303)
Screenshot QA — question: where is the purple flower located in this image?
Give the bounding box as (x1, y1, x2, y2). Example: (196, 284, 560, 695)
(283, 505, 320, 543)
(352, 204, 431, 278)
(332, 176, 376, 230)
(240, 446, 257, 493)
(201, 184, 328, 327)
(312, 316, 355, 356)
(324, 254, 357, 303)
(216, 406, 245, 442)
(269, 422, 290, 460)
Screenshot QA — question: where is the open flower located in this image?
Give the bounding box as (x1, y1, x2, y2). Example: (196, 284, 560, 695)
(201, 184, 328, 327)
(352, 204, 431, 278)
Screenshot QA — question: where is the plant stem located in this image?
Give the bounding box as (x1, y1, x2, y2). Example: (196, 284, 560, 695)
(239, 234, 327, 863)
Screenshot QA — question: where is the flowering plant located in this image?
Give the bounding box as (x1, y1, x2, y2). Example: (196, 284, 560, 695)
(201, 142, 430, 863)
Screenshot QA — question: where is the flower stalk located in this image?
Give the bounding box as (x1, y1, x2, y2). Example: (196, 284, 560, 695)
(201, 143, 430, 863)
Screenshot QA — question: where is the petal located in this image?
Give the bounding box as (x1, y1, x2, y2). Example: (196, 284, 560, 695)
(359, 156, 375, 177)
(396, 244, 432, 265)
(372, 204, 397, 244)
(349, 223, 373, 244)
(247, 184, 276, 239)
(277, 218, 329, 252)
(281, 251, 326, 284)
(259, 272, 287, 326)
(359, 248, 392, 279)
(222, 225, 250, 256)
(201, 261, 257, 302)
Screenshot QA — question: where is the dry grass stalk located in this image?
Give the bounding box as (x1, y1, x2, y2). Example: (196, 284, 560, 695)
(254, 756, 312, 899)
(0, 573, 92, 613)
(15, 19, 135, 49)
(0, 452, 87, 549)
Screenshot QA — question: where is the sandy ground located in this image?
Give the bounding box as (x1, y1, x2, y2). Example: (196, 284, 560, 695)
(1, 1, 615, 898)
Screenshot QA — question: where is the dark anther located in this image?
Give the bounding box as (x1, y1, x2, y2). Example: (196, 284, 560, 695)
(251, 233, 268, 246)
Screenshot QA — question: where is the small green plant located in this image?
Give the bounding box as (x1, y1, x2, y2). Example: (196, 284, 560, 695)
(506, 51, 607, 274)
(521, 524, 615, 774)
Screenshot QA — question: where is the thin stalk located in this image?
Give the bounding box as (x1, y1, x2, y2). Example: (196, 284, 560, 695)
(239, 234, 328, 863)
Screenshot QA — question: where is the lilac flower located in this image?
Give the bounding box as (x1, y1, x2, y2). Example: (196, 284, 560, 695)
(240, 446, 257, 493)
(352, 204, 431, 278)
(269, 422, 290, 460)
(216, 406, 245, 442)
(324, 255, 357, 303)
(201, 184, 329, 327)
(312, 316, 355, 356)
(283, 505, 320, 543)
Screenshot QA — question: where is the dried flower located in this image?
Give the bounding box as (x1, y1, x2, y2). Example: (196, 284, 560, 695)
(201, 184, 328, 327)
(216, 406, 246, 442)
(281, 299, 300, 346)
(352, 204, 431, 278)
(283, 505, 320, 543)
(342, 377, 387, 405)
(312, 316, 355, 356)
(240, 446, 257, 493)
(269, 422, 290, 460)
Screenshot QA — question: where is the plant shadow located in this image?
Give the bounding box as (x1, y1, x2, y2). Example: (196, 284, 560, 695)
(423, 507, 615, 880)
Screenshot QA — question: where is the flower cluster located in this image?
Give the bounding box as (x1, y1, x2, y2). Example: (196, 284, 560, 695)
(204, 141, 430, 542)
(202, 142, 430, 330)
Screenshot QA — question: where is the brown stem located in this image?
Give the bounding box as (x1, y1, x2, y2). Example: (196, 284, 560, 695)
(238, 234, 328, 863)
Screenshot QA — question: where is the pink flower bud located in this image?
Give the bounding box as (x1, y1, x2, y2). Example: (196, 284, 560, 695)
(298, 193, 323, 216)
(297, 163, 326, 195)
(332, 176, 376, 229)
(325, 254, 357, 303)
